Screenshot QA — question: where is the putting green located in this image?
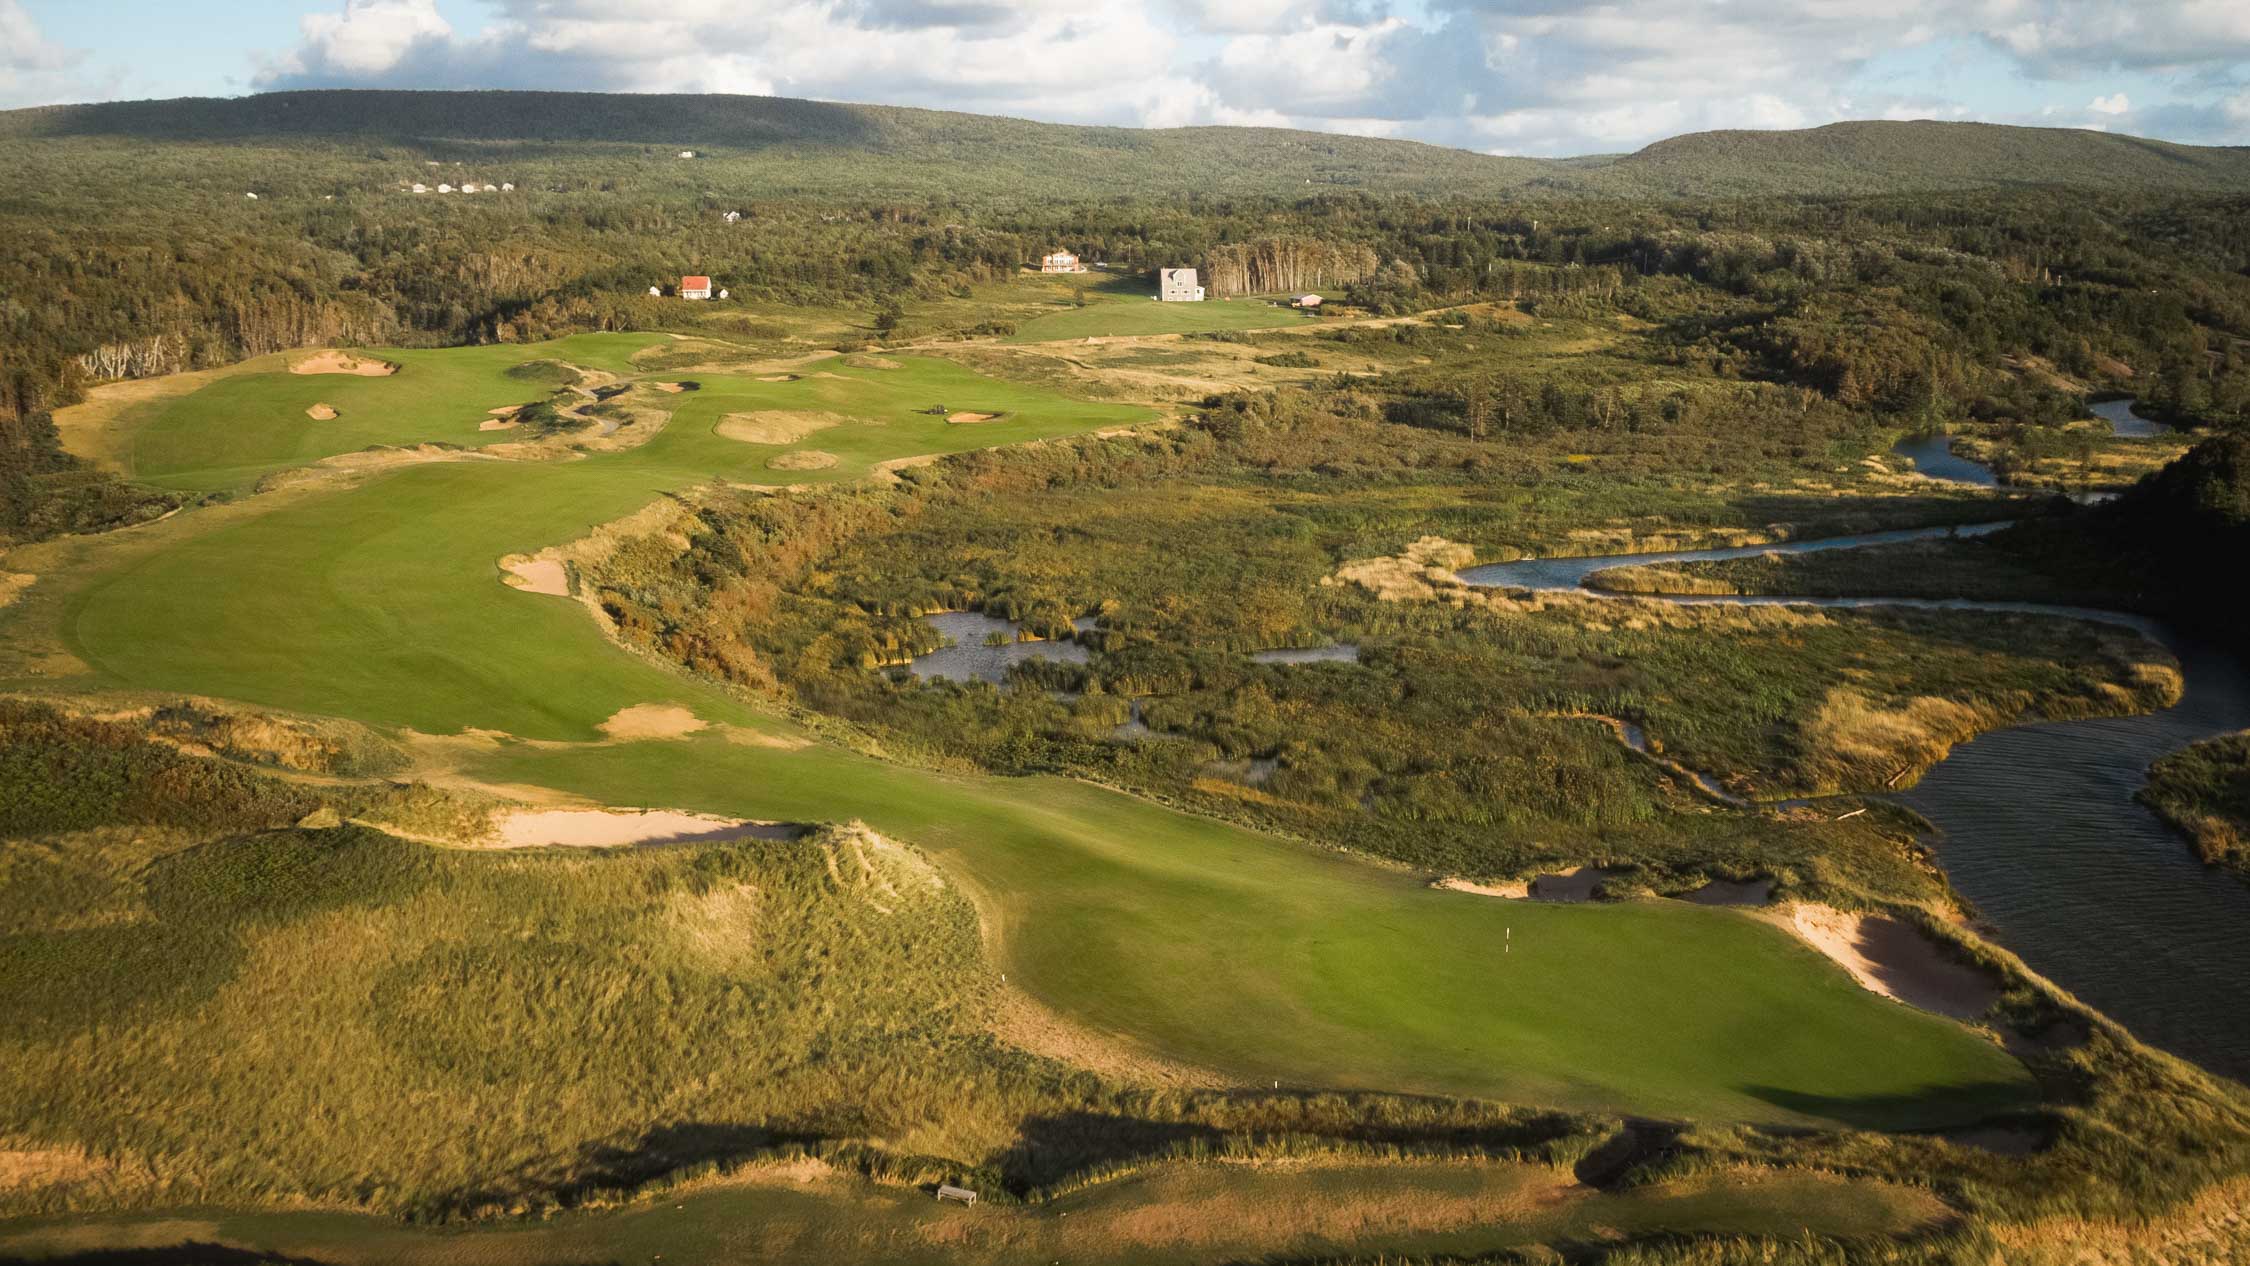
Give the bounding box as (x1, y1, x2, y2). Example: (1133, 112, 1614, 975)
(36, 343, 2033, 1129)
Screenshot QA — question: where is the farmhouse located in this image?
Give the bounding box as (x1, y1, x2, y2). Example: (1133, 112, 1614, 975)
(1039, 249, 1085, 273)
(1158, 267, 1205, 302)
(680, 275, 714, 300)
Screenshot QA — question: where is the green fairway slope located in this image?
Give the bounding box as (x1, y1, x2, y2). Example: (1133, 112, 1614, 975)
(32, 345, 2032, 1129)
(125, 334, 666, 492)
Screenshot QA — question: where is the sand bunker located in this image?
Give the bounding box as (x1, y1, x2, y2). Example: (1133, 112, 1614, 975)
(1527, 866, 1621, 902)
(1683, 878, 1774, 906)
(1787, 904, 2001, 1021)
(304, 403, 338, 420)
(1435, 877, 1530, 899)
(651, 382, 687, 393)
(1433, 866, 1622, 902)
(290, 350, 395, 377)
(477, 417, 520, 431)
(499, 556, 568, 596)
(598, 703, 707, 741)
(757, 374, 800, 382)
(946, 411, 1003, 424)
(768, 450, 839, 471)
(717, 410, 846, 445)
(491, 808, 797, 849)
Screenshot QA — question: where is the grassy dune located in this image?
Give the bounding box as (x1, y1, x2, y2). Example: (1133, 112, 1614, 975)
(2, 344, 2042, 1136)
(0, 1162, 1944, 1265)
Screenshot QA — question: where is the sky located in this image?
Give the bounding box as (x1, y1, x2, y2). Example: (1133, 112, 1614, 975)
(5, 0, 2249, 156)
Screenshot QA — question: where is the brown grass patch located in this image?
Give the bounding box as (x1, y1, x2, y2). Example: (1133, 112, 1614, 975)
(990, 987, 1229, 1088)
(716, 410, 848, 445)
(304, 403, 338, 421)
(0, 572, 33, 611)
(767, 450, 839, 471)
(0, 1145, 109, 1193)
(843, 354, 902, 369)
(597, 703, 706, 741)
(667, 882, 761, 969)
(289, 350, 395, 377)
(1799, 687, 1987, 790)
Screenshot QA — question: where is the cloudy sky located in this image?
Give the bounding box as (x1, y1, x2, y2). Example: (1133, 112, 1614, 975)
(6, 0, 2249, 155)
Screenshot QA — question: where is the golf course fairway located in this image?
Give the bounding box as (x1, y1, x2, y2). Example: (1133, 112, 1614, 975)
(28, 344, 2036, 1129)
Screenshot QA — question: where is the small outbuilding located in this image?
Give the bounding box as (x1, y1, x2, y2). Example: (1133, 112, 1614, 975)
(678, 150, 697, 159)
(410, 183, 429, 193)
(1291, 294, 1323, 309)
(680, 275, 714, 300)
(648, 286, 663, 297)
(500, 182, 515, 192)
(437, 183, 455, 194)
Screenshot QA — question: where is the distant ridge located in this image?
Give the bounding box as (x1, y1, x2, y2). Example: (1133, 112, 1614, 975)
(5, 91, 2249, 200)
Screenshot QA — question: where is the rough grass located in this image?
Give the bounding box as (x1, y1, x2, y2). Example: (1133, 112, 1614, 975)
(2142, 732, 2250, 879)
(1001, 297, 1308, 344)
(0, 1160, 1948, 1265)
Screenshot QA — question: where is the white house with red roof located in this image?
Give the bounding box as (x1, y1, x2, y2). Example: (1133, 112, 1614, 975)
(679, 275, 714, 300)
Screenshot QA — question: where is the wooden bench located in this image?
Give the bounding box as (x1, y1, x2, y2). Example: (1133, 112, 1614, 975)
(935, 1184, 978, 1206)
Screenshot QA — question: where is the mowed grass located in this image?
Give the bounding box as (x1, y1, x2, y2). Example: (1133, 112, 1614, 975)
(1002, 296, 1313, 344)
(34, 343, 2033, 1129)
(125, 333, 666, 492)
(0, 1162, 1945, 1266)
(672, 354, 1154, 484)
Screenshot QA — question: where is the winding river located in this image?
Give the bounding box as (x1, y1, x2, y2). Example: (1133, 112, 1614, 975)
(1458, 434, 2250, 1083)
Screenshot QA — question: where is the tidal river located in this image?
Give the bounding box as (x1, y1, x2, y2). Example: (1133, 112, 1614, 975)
(1458, 449, 2250, 1081)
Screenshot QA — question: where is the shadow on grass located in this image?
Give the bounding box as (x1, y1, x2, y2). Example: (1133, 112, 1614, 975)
(1741, 1081, 2037, 1132)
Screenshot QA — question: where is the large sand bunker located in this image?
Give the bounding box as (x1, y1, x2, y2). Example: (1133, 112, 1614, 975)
(1787, 904, 2001, 1020)
(304, 403, 338, 420)
(716, 410, 847, 445)
(290, 351, 395, 377)
(499, 556, 568, 596)
(598, 703, 707, 741)
(768, 450, 839, 471)
(946, 411, 1004, 424)
(491, 808, 797, 849)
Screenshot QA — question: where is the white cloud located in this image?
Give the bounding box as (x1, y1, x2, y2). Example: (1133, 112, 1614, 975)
(234, 0, 2250, 155)
(0, 0, 107, 108)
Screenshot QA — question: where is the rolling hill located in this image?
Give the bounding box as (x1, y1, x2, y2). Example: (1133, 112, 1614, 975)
(4, 90, 2250, 200)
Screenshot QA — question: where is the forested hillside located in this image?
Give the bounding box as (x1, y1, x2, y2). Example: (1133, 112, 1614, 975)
(5, 91, 2249, 548)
